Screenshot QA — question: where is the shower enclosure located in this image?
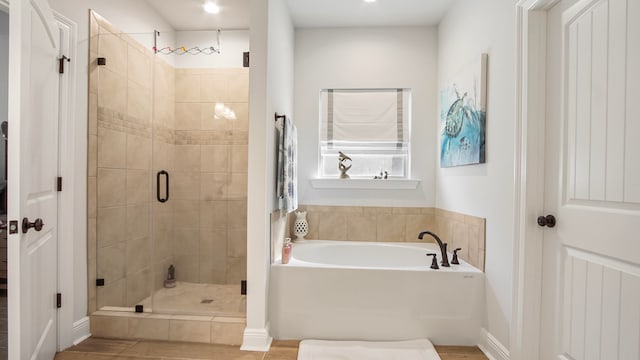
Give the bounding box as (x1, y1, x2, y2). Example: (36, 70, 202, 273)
(87, 11, 248, 319)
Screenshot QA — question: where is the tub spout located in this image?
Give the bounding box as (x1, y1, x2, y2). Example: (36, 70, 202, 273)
(418, 231, 450, 267)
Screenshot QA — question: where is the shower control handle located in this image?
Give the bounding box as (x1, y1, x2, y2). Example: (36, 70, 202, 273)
(157, 170, 169, 203)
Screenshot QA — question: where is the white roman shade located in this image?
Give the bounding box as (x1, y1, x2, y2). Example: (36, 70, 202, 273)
(319, 89, 411, 178)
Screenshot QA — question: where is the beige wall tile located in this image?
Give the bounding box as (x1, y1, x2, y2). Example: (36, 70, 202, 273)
(226, 256, 246, 284)
(227, 229, 246, 258)
(227, 200, 247, 229)
(88, 135, 98, 177)
(173, 200, 200, 228)
(169, 319, 211, 343)
(98, 32, 127, 75)
(392, 207, 422, 214)
(126, 170, 150, 204)
(318, 212, 347, 240)
(211, 321, 245, 345)
(126, 203, 150, 241)
(227, 173, 247, 200)
(173, 172, 201, 200)
(229, 103, 249, 132)
(97, 127, 126, 168)
(405, 214, 435, 242)
(97, 168, 126, 207)
(126, 268, 151, 306)
(200, 74, 227, 102)
(451, 224, 470, 261)
(175, 145, 202, 172)
(96, 278, 126, 308)
(126, 134, 152, 170)
(153, 141, 174, 171)
(97, 206, 126, 248)
(87, 218, 97, 260)
(88, 176, 97, 219)
(230, 145, 248, 173)
(98, 68, 127, 113)
(126, 236, 150, 275)
(128, 317, 169, 340)
(200, 201, 228, 229)
(127, 45, 152, 89)
(97, 241, 126, 283)
(89, 52, 99, 94)
(89, 93, 98, 135)
(175, 102, 202, 130)
(225, 72, 249, 102)
(154, 95, 175, 129)
(175, 74, 201, 102)
(201, 228, 227, 268)
(201, 145, 229, 173)
(347, 214, 377, 241)
(172, 255, 200, 283)
(201, 103, 230, 131)
(173, 228, 200, 256)
(90, 315, 128, 338)
(201, 173, 227, 201)
(377, 214, 406, 242)
(127, 81, 152, 123)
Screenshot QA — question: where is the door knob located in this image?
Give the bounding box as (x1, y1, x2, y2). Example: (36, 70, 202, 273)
(537, 214, 556, 228)
(22, 218, 44, 233)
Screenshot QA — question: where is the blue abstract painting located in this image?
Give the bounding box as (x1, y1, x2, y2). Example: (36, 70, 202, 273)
(440, 54, 487, 168)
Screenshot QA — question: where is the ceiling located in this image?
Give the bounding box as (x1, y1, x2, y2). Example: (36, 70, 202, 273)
(145, 0, 250, 31)
(144, 0, 456, 31)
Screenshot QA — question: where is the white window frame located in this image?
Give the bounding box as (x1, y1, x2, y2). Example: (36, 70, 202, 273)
(317, 88, 412, 179)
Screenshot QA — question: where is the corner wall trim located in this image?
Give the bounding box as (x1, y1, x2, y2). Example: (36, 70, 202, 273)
(240, 326, 273, 352)
(478, 328, 510, 360)
(71, 317, 91, 346)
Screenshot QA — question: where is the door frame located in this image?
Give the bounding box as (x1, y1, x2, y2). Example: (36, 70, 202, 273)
(53, 9, 87, 350)
(511, 0, 558, 359)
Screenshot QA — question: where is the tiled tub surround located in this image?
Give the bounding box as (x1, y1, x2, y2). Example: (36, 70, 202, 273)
(285, 206, 485, 271)
(87, 11, 248, 343)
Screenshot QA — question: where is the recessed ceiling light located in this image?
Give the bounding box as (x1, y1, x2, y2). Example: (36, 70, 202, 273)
(203, 2, 220, 14)
(363, 0, 376, 3)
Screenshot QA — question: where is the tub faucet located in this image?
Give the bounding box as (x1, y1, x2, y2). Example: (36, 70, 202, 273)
(418, 231, 450, 267)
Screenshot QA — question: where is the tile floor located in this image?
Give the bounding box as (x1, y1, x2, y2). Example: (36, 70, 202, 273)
(56, 337, 489, 360)
(138, 282, 246, 316)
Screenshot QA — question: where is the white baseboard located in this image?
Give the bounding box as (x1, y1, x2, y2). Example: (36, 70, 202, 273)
(72, 317, 91, 345)
(478, 328, 510, 360)
(240, 324, 273, 352)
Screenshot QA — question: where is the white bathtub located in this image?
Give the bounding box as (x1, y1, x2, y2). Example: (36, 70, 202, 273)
(269, 240, 484, 345)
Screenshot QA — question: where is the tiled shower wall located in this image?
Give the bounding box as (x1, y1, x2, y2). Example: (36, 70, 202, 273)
(171, 68, 249, 285)
(285, 205, 486, 270)
(88, 12, 156, 310)
(88, 12, 248, 312)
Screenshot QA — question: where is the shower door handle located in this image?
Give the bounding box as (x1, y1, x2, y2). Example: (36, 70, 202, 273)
(157, 170, 169, 203)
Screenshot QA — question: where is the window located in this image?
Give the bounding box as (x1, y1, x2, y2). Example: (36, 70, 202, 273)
(319, 89, 411, 179)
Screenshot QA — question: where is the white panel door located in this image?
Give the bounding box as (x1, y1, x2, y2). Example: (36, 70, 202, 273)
(7, 0, 60, 359)
(541, 0, 640, 359)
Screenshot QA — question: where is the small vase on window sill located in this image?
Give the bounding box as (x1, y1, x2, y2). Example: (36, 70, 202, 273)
(338, 151, 352, 179)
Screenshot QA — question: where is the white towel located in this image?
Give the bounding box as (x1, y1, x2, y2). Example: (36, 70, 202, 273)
(297, 339, 441, 360)
(277, 116, 298, 213)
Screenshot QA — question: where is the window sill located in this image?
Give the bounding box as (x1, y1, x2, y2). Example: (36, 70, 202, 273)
(310, 178, 420, 190)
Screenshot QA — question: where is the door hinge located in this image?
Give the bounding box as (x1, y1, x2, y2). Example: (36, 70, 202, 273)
(58, 55, 71, 74)
(241, 280, 247, 295)
(243, 52, 250, 67)
(96, 279, 105, 286)
(56, 293, 62, 308)
(57, 177, 63, 192)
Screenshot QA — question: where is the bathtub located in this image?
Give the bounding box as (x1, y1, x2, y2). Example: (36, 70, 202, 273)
(269, 240, 484, 345)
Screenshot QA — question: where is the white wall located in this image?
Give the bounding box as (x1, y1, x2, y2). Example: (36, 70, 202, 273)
(0, 10, 7, 184)
(244, 0, 294, 350)
(294, 27, 438, 207)
(174, 30, 249, 68)
(436, 0, 516, 351)
(47, 0, 175, 346)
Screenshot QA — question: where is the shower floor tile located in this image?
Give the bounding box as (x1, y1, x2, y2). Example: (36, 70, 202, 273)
(139, 282, 246, 317)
